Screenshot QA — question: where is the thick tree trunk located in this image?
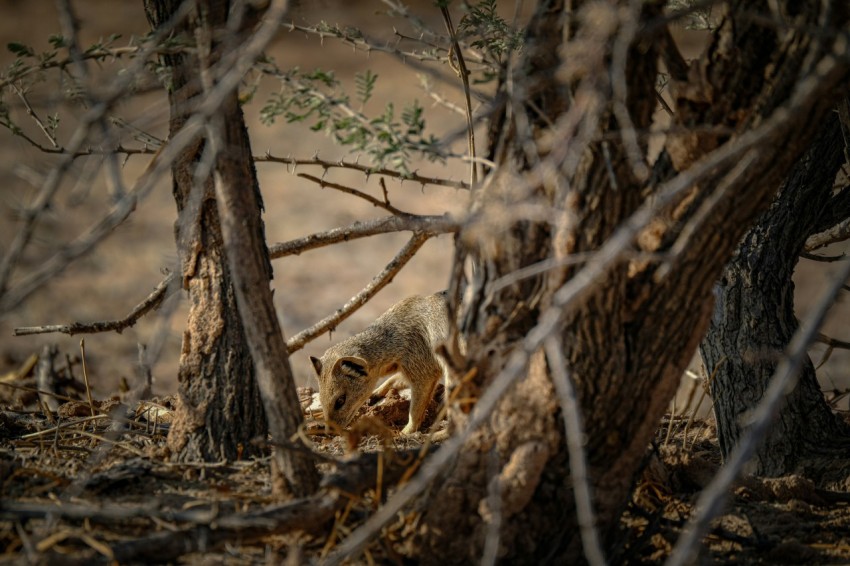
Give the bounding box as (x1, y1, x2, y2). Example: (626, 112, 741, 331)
(144, 0, 268, 463)
(416, 1, 850, 563)
(701, 114, 850, 477)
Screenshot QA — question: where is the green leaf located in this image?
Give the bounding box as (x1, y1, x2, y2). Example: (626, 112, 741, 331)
(48, 34, 66, 48)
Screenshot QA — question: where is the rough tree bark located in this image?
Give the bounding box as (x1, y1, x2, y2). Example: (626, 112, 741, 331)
(415, 1, 850, 563)
(143, 1, 316, 494)
(701, 114, 850, 478)
(143, 0, 266, 462)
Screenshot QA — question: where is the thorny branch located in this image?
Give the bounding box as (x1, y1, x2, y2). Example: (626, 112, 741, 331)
(270, 213, 459, 258)
(257, 154, 470, 189)
(10, 210, 457, 340)
(297, 173, 410, 215)
(0, 4, 193, 310)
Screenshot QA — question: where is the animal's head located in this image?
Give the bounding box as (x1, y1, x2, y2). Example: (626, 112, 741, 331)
(311, 353, 374, 429)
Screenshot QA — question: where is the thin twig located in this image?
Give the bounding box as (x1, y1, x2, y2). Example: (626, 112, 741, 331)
(440, 4, 478, 187)
(800, 251, 847, 262)
(79, 339, 96, 419)
(11, 83, 58, 148)
(13, 272, 177, 336)
(816, 332, 850, 350)
(544, 337, 606, 566)
(297, 173, 409, 215)
(257, 154, 469, 190)
(269, 214, 459, 259)
(286, 232, 431, 353)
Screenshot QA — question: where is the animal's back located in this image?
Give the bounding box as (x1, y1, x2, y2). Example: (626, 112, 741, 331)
(371, 291, 449, 349)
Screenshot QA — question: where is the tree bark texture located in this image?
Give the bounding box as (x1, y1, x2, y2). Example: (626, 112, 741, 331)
(212, 87, 319, 495)
(417, 1, 850, 563)
(701, 114, 850, 477)
(144, 0, 268, 463)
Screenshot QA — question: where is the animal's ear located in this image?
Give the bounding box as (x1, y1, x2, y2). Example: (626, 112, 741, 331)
(335, 356, 368, 379)
(310, 356, 323, 375)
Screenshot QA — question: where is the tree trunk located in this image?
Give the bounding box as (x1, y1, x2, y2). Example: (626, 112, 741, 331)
(144, 0, 268, 464)
(212, 87, 319, 495)
(701, 114, 850, 477)
(416, 1, 850, 563)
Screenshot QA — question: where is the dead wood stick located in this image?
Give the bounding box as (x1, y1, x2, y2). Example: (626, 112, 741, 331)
(257, 154, 469, 190)
(270, 214, 459, 259)
(13, 272, 177, 336)
(35, 344, 60, 411)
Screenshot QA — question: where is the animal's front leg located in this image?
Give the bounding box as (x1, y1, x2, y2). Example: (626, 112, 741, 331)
(372, 374, 404, 398)
(401, 374, 439, 435)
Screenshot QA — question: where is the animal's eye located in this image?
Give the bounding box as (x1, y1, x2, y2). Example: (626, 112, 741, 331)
(334, 394, 346, 411)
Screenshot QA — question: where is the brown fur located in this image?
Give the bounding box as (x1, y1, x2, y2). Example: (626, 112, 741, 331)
(311, 292, 449, 434)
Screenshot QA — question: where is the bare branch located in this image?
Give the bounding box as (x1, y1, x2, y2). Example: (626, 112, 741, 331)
(816, 332, 850, 350)
(297, 173, 409, 215)
(257, 153, 470, 189)
(286, 232, 431, 353)
(610, 1, 650, 181)
(805, 216, 850, 251)
(544, 337, 606, 566)
(0, 4, 193, 305)
(800, 251, 848, 262)
(13, 273, 178, 336)
(270, 214, 459, 259)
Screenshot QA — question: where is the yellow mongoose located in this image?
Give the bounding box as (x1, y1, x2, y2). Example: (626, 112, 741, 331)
(311, 291, 449, 434)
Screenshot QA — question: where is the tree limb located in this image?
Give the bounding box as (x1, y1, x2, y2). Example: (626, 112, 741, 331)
(257, 154, 469, 189)
(286, 232, 431, 353)
(270, 214, 459, 258)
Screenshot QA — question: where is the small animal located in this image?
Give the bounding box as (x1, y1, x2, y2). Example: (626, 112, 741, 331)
(311, 291, 449, 434)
